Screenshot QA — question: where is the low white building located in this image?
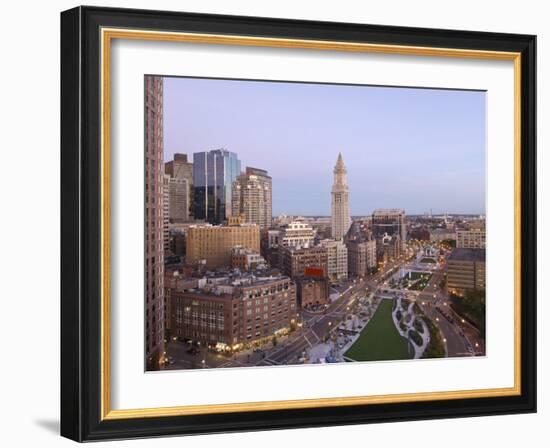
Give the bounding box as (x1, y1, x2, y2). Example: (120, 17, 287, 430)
(279, 221, 316, 248)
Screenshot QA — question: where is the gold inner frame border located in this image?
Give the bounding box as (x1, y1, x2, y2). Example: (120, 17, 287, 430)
(99, 27, 522, 420)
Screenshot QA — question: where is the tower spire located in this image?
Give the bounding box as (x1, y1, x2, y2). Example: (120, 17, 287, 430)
(331, 153, 351, 240)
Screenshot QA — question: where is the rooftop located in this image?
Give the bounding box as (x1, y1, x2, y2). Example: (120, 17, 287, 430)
(448, 248, 486, 262)
(431, 228, 455, 234)
(373, 208, 406, 216)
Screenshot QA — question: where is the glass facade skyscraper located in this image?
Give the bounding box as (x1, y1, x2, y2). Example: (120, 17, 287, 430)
(193, 149, 241, 224)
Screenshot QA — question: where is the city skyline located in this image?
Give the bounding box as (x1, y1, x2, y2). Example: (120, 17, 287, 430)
(146, 75, 486, 371)
(164, 76, 486, 216)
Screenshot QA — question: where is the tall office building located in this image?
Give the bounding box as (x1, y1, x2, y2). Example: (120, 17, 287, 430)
(168, 177, 190, 223)
(232, 167, 272, 229)
(372, 209, 407, 253)
(165, 153, 193, 218)
(193, 149, 241, 224)
(144, 76, 165, 370)
(162, 174, 170, 252)
(331, 153, 351, 240)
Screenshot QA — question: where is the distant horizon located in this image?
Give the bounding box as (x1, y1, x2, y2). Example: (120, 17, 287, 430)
(162, 76, 486, 216)
(270, 213, 485, 218)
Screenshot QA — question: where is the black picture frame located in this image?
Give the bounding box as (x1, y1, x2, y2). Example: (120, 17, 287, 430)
(61, 5, 536, 442)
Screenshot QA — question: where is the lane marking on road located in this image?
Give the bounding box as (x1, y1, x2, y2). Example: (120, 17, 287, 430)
(311, 329, 321, 341)
(262, 358, 280, 365)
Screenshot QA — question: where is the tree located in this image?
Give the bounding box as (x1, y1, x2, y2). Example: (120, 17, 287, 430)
(450, 289, 486, 336)
(441, 239, 456, 248)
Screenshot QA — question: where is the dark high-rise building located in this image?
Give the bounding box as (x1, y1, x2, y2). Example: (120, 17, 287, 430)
(193, 149, 241, 224)
(144, 76, 165, 370)
(372, 209, 407, 254)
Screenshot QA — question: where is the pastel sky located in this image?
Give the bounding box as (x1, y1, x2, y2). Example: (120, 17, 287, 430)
(163, 76, 486, 216)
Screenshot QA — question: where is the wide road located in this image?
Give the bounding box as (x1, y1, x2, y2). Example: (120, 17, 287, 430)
(419, 301, 470, 357)
(416, 266, 483, 356)
(265, 279, 369, 364)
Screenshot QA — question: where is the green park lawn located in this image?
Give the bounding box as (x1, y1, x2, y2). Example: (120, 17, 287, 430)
(345, 300, 412, 362)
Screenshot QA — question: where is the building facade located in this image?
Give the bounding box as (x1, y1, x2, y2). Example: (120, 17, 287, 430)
(296, 276, 329, 309)
(185, 220, 260, 269)
(168, 177, 190, 223)
(266, 229, 283, 248)
(193, 149, 241, 224)
(456, 229, 486, 249)
(280, 246, 328, 278)
(430, 228, 456, 243)
(144, 75, 165, 369)
(331, 153, 351, 240)
(279, 221, 316, 248)
(377, 233, 401, 263)
(162, 174, 170, 253)
(372, 208, 407, 253)
(165, 153, 193, 217)
(319, 239, 348, 281)
(347, 239, 377, 276)
(446, 248, 486, 293)
(168, 275, 297, 347)
(231, 246, 266, 271)
(232, 167, 272, 229)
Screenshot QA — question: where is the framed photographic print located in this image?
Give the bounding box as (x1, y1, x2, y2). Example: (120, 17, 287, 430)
(60, 6, 537, 441)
